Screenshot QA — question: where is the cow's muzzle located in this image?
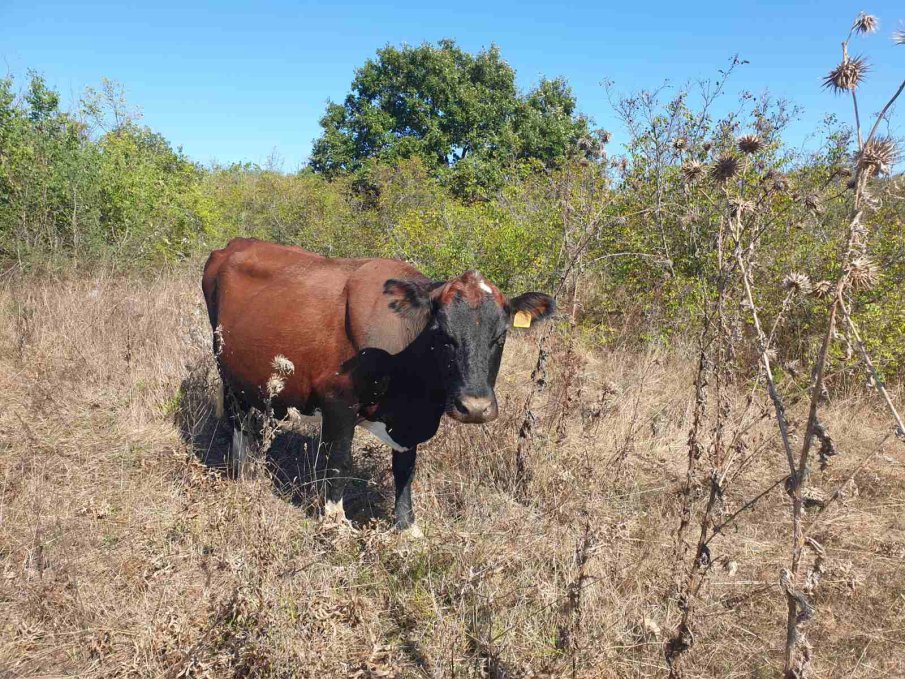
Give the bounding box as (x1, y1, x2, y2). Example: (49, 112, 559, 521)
(448, 393, 498, 423)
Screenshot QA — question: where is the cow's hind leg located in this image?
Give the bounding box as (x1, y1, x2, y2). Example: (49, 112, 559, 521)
(225, 391, 256, 478)
(320, 407, 355, 524)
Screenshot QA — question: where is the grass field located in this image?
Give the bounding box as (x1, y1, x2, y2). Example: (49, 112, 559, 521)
(1, 270, 903, 677)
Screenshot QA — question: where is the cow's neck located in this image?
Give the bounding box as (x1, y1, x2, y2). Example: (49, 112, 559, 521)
(385, 327, 445, 402)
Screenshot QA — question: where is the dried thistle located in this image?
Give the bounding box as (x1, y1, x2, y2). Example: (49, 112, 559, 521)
(845, 256, 880, 289)
(729, 198, 754, 217)
(783, 273, 813, 295)
(764, 169, 788, 193)
(702, 141, 713, 153)
(271, 355, 295, 376)
(737, 134, 763, 154)
(852, 13, 878, 35)
(710, 154, 739, 182)
(682, 160, 705, 183)
(856, 137, 898, 177)
(598, 129, 612, 144)
(673, 137, 687, 151)
(266, 375, 286, 398)
(822, 56, 869, 93)
(895, 28, 905, 45)
(803, 194, 823, 215)
(811, 280, 834, 299)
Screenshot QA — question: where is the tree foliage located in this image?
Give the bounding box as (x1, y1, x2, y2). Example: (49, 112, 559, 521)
(309, 40, 595, 196)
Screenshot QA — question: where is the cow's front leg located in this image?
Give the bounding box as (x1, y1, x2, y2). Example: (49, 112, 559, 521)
(392, 447, 421, 536)
(321, 407, 355, 524)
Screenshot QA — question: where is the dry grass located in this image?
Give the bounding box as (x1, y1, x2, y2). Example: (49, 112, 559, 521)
(1, 270, 903, 677)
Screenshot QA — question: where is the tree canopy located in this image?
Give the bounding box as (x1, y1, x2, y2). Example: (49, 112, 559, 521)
(309, 40, 595, 194)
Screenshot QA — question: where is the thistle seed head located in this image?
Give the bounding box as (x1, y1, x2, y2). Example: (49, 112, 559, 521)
(895, 28, 905, 45)
(852, 13, 878, 34)
(673, 137, 687, 151)
(271, 355, 295, 376)
(266, 375, 286, 398)
(764, 169, 788, 193)
(702, 141, 713, 153)
(811, 280, 834, 299)
(804, 194, 823, 214)
(737, 134, 763, 154)
(783, 273, 812, 295)
(710, 154, 739, 182)
(856, 137, 898, 177)
(823, 56, 869, 93)
(846, 256, 880, 289)
(729, 199, 754, 217)
(682, 160, 705, 183)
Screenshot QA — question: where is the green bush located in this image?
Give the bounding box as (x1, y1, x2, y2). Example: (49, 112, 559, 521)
(1, 69, 902, 376)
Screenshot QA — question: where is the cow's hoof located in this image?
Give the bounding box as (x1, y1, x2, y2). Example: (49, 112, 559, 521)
(322, 500, 354, 531)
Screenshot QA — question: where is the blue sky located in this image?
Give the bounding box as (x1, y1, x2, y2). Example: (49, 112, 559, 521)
(2, 1, 902, 170)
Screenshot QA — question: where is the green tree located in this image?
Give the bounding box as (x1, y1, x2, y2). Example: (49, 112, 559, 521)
(309, 40, 594, 195)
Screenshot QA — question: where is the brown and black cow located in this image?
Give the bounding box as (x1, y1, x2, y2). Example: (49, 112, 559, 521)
(202, 238, 554, 533)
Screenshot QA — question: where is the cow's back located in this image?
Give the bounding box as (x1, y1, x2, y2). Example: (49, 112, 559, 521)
(202, 238, 424, 412)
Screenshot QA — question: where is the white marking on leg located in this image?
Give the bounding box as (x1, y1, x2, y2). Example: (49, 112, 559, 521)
(323, 498, 347, 525)
(357, 420, 407, 451)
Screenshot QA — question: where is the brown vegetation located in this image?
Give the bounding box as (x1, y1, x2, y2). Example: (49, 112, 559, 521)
(1, 271, 903, 677)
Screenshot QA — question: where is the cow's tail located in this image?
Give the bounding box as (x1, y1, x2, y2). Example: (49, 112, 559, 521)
(202, 248, 228, 419)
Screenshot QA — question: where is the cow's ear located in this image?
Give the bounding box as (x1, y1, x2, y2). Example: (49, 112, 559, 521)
(509, 292, 556, 324)
(384, 278, 443, 319)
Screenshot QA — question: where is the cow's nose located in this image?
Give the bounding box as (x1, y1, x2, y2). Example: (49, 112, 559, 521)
(452, 394, 498, 423)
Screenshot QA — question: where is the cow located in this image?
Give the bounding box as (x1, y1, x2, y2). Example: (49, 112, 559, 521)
(202, 238, 555, 534)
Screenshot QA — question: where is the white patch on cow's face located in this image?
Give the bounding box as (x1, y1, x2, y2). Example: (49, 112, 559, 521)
(358, 420, 407, 451)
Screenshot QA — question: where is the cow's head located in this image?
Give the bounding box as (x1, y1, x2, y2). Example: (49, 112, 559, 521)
(385, 271, 555, 423)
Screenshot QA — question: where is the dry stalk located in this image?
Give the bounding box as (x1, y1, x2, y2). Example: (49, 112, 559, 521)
(667, 217, 735, 676)
(513, 166, 609, 500)
(513, 325, 550, 500)
(779, 17, 904, 675)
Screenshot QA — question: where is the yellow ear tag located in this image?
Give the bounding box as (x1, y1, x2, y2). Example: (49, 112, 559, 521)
(513, 310, 532, 328)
